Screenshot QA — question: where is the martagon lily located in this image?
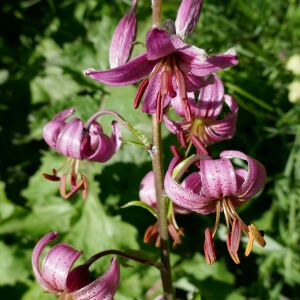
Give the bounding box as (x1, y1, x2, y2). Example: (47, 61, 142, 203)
(84, 0, 238, 122)
(164, 151, 267, 264)
(139, 171, 190, 248)
(43, 108, 121, 199)
(32, 232, 120, 300)
(164, 74, 238, 151)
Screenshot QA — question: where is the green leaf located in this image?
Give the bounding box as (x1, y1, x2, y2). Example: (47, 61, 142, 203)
(122, 200, 157, 218)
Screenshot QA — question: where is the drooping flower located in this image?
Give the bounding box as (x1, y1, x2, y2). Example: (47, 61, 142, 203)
(164, 151, 266, 264)
(43, 108, 121, 199)
(84, 27, 238, 122)
(175, 0, 204, 39)
(139, 171, 189, 248)
(164, 75, 238, 151)
(109, 0, 137, 68)
(32, 232, 120, 300)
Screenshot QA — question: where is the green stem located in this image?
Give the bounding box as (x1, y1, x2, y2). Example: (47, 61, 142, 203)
(151, 115, 174, 300)
(152, 0, 163, 28)
(84, 249, 161, 270)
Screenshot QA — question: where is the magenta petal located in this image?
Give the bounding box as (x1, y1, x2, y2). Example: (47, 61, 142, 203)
(220, 150, 266, 198)
(84, 53, 156, 86)
(41, 243, 82, 292)
(175, 0, 203, 39)
(55, 118, 84, 160)
(164, 157, 213, 214)
(109, 9, 137, 68)
(180, 50, 238, 77)
(43, 108, 75, 149)
(70, 258, 120, 300)
(200, 158, 237, 199)
(32, 232, 60, 293)
(84, 121, 121, 163)
(194, 75, 224, 119)
(146, 28, 176, 60)
(141, 67, 163, 113)
(32, 232, 82, 294)
(139, 171, 156, 208)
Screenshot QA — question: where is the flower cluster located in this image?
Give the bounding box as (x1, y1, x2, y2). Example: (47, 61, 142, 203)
(33, 0, 268, 298)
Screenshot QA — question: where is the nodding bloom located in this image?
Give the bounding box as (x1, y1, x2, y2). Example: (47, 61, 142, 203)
(84, 25, 238, 122)
(43, 108, 121, 199)
(164, 151, 267, 264)
(164, 75, 238, 150)
(109, 0, 137, 68)
(32, 232, 120, 300)
(139, 171, 190, 248)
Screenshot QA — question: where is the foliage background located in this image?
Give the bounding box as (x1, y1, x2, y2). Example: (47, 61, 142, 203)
(0, 0, 300, 299)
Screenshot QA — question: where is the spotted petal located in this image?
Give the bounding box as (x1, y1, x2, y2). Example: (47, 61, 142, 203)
(220, 150, 266, 198)
(70, 258, 120, 300)
(32, 232, 82, 294)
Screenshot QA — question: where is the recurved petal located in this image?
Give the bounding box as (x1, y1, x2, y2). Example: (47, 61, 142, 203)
(109, 10, 137, 68)
(43, 108, 75, 149)
(175, 0, 203, 39)
(55, 118, 84, 159)
(179, 49, 238, 77)
(146, 28, 176, 60)
(32, 232, 60, 293)
(84, 53, 156, 86)
(84, 122, 116, 163)
(194, 75, 224, 119)
(41, 243, 82, 292)
(164, 157, 213, 214)
(200, 157, 237, 199)
(139, 171, 156, 208)
(70, 258, 120, 300)
(220, 150, 266, 199)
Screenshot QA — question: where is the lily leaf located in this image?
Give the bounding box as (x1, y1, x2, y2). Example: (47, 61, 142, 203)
(122, 200, 157, 218)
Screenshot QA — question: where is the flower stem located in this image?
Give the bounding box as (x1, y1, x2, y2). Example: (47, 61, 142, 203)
(83, 249, 161, 270)
(152, 0, 163, 28)
(151, 115, 174, 300)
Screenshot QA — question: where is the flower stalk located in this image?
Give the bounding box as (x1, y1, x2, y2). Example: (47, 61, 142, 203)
(151, 115, 174, 299)
(152, 0, 163, 28)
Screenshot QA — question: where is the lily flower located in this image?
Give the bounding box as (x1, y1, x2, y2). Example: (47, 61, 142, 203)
(32, 232, 120, 300)
(175, 0, 204, 39)
(84, 27, 238, 122)
(139, 171, 190, 248)
(164, 75, 238, 151)
(164, 151, 267, 264)
(43, 108, 121, 199)
(109, 0, 137, 68)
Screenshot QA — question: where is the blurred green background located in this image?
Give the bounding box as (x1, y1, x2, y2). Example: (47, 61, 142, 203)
(1, 0, 300, 299)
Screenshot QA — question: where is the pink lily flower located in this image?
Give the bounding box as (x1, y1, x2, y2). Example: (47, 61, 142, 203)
(175, 0, 204, 39)
(43, 108, 121, 199)
(109, 0, 137, 68)
(164, 151, 267, 264)
(164, 75, 238, 150)
(139, 171, 190, 248)
(32, 232, 120, 300)
(84, 27, 238, 122)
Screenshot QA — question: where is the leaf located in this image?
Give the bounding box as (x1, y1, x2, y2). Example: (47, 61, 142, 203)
(122, 200, 157, 218)
(0, 242, 30, 286)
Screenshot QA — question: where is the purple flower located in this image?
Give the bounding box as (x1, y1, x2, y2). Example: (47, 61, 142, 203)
(43, 108, 121, 199)
(175, 0, 204, 39)
(164, 151, 267, 263)
(109, 0, 137, 68)
(164, 75, 238, 149)
(32, 232, 120, 300)
(139, 171, 189, 248)
(84, 28, 238, 122)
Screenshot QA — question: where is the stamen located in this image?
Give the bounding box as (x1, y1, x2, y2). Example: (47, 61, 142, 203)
(204, 228, 216, 265)
(212, 201, 221, 236)
(156, 93, 164, 123)
(226, 234, 240, 264)
(191, 136, 208, 155)
(248, 224, 266, 247)
(177, 131, 187, 148)
(222, 200, 231, 229)
(231, 218, 241, 254)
